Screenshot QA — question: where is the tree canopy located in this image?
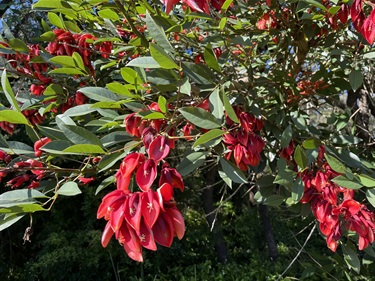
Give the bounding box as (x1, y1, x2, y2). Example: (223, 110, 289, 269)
(0, 0, 375, 279)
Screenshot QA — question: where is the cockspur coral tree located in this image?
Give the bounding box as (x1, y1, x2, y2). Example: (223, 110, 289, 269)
(0, 0, 374, 276)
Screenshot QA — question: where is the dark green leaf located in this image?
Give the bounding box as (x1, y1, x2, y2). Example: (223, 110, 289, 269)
(219, 157, 248, 184)
(49, 68, 87, 75)
(302, 138, 321, 149)
(145, 11, 174, 53)
(281, 125, 292, 149)
(41, 140, 71, 154)
(331, 175, 362, 190)
(179, 107, 221, 129)
(292, 177, 304, 203)
(221, 91, 239, 123)
(150, 43, 178, 69)
(2, 70, 21, 111)
(294, 145, 308, 169)
(177, 151, 207, 176)
(193, 129, 225, 148)
(79, 87, 119, 102)
(95, 175, 115, 195)
(8, 38, 29, 52)
(349, 70, 363, 91)
(126, 57, 161, 68)
(62, 144, 106, 155)
(98, 151, 127, 172)
(342, 243, 360, 274)
(324, 153, 347, 174)
(204, 43, 221, 72)
(61, 124, 103, 146)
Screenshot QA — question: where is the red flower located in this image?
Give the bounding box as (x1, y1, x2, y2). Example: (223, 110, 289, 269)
(34, 137, 52, 157)
(136, 159, 157, 191)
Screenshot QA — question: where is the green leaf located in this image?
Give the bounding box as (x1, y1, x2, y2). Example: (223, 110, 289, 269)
(302, 138, 321, 149)
(33, 0, 68, 10)
(98, 9, 120, 21)
(72, 52, 86, 71)
(0, 204, 46, 214)
(145, 11, 174, 53)
(366, 189, 375, 208)
(48, 12, 65, 29)
(292, 177, 304, 203)
(79, 87, 119, 102)
(221, 0, 234, 12)
(62, 144, 106, 155)
(62, 104, 97, 117)
(342, 243, 360, 274)
(0, 189, 48, 203)
(4, 141, 34, 155)
(95, 175, 115, 195)
(100, 131, 133, 147)
(57, 182, 82, 196)
(331, 175, 362, 190)
(221, 91, 239, 123)
(349, 70, 363, 91)
(138, 111, 165, 120)
(106, 82, 136, 98)
(209, 89, 224, 121)
(126, 57, 161, 68)
(179, 107, 221, 129)
(177, 151, 207, 176)
(218, 170, 232, 188)
(2, 70, 21, 111)
(150, 43, 178, 69)
(193, 129, 225, 148)
(120, 67, 139, 84)
(274, 158, 295, 189)
(262, 195, 286, 207)
(0, 213, 24, 231)
(363, 52, 375, 59)
(359, 174, 375, 188)
(281, 125, 292, 149)
(41, 140, 71, 154)
(98, 151, 127, 172)
(302, 0, 328, 11)
(181, 62, 214, 85)
(49, 68, 87, 75)
(204, 43, 221, 73)
(60, 124, 103, 146)
(0, 110, 30, 125)
(158, 96, 167, 113)
(219, 157, 248, 184)
(324, 153, 347, 174)
(8, 38, 29, 52)
(294, 145, 308, 169)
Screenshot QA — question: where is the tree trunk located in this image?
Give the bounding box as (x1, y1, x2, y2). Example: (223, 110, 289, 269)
(258, 204, 278, 261)
(202, 164, 228, 263)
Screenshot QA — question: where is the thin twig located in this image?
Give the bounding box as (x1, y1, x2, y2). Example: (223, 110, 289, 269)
(277, 224, 316, 281)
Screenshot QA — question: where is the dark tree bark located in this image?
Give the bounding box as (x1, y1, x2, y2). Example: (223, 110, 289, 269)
(202, 164, 228, 263)
(258, 204, 279, 261)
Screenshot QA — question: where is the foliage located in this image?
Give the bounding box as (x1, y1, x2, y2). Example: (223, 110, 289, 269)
(0, 0, 375, 279)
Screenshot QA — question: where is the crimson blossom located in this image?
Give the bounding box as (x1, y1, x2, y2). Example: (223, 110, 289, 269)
(300, 147, 375, 252)
(97, 135, 185, 262)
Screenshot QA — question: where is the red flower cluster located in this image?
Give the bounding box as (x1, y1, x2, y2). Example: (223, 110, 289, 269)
(351, 0, 375, 44)
(97, 135, 185, 262)
(6, 159, 46, 189)
(301, 148, 375, 252)
(223, 107, 264, 170)
(46, 29, 112, 70)
(163, 0, 225, 15)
